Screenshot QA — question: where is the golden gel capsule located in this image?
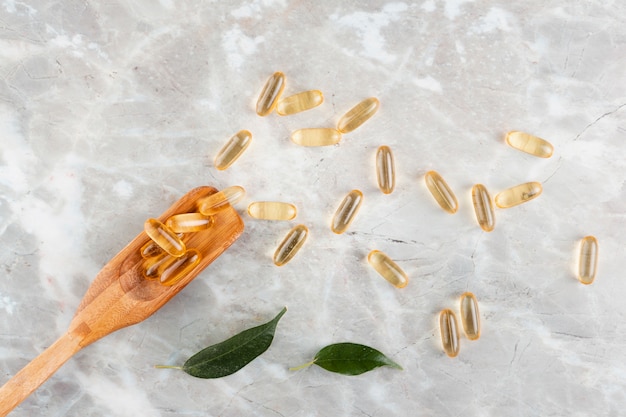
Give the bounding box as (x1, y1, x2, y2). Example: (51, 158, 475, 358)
(248, 201, 297, 220)
(290, 128, 342, 146)
(439, 309, 460, 357)
(578, 236, 598, 285)
(460, 292, 480, 340)
(331, 190, 363, 234)
(495, 181, 543, 208)
(214, 130, 252, 170)
(142, 251, 171, 279)
(277, 90, 324, 115)
(367, 250, 408, 288)
(376, 146, 395, 194)
(140, 240, 163, 259)
(337, 97, 380, 133)
(471, 184, 495, 232)
(256, 71, 285, 116)
(140, 232, 183, 258)
(166, 213, 214, 233)
(273, 224, 308, 266)
(424, 171, 458, 214)
(505, 131, 554, 158)
(159, 249, 202, 286)
(144, 218, 186, 257)
(197, 185, 245, 216)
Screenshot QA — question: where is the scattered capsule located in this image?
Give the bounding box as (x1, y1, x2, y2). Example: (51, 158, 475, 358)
(337, 97, 379, 133)
(277, 90, 324, 115)
(460, 292, 480, 340)
(144, 218, 186, 257)
(166, 213, 214, 233)
(214, 130, 252, 170)
(197, 186, 245, 216)
(273, 224, 308, 266)
(376, 146, 395, 194)
(331, 190, 363, 234)
(248, 201, 297, 221)
(471, 184, 495, 232)
(159, 249, 202, 286)
(290, 128, 342, 146)
(256, 71, 285, 116)
(495, 182, 542, 208)
(578, 236, 598, 285)
(367, 250, 408, 288)
(505, 131, 554, 158)
(424, 171, 458, 214)
(439, 309, 460, 357)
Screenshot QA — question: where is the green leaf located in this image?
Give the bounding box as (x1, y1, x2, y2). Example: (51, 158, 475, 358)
(159, 307, 287, 379)
(291, 342, 402, 375)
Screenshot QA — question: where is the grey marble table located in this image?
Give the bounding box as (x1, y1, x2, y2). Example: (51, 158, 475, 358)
(1, 1, 625, 416)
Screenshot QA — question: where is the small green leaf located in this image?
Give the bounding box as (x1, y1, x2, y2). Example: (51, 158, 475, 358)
(292, 342, 402, 376)
(159, 307, 286, 379)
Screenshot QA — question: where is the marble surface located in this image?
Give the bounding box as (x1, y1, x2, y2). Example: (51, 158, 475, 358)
(1, 1, 625, 416)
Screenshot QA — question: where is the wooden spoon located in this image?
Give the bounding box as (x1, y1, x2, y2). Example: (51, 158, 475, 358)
(0, 185, 244, 416)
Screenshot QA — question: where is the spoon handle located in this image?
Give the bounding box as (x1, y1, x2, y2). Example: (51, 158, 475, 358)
(0, 332, 83, 416)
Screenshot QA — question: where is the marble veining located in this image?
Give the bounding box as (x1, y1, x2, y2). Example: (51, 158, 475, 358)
(1, 1, 625, 416)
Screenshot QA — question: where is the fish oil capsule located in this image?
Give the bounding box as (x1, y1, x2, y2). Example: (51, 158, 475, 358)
(459, 292, 480, 340)
(376, 146, 395, 194)
(248, 201, 297, 221)
(256, 71, 285, 116)
(331, 190, 363, 234)
(214, 130, 252, 170)
(273, 224, 308, 266)
(166, 213, 214, 233)
(471, 184, 495, 232)
(276, 90, 324, 115)
(367, 250, 408, 288)
(140, 232, 183, 258)
(505, 131, 554, 158)
(139, 233, 183, 258)
(578, 236, 598, 285)
(144, 218, 186, 257)
(337, 97, 380, 133)
(439, 309, 460, 357)
(290, 128, 342, 146)
(159, 249, 202, 286)
(495, 182, 542, 208)
(197, 186, 245, 216)
(142, 251, 172, 279)
(424, 171, 458, 214)
(140, 240, 163, 259)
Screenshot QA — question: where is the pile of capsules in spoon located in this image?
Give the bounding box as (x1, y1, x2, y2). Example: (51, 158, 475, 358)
(140, 187, 245, 286)
(144, 71, 600, 357)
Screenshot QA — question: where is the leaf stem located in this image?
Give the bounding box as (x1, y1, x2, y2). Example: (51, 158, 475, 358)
(154, 365, 183, 370)
(288, 360, 315, 372)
